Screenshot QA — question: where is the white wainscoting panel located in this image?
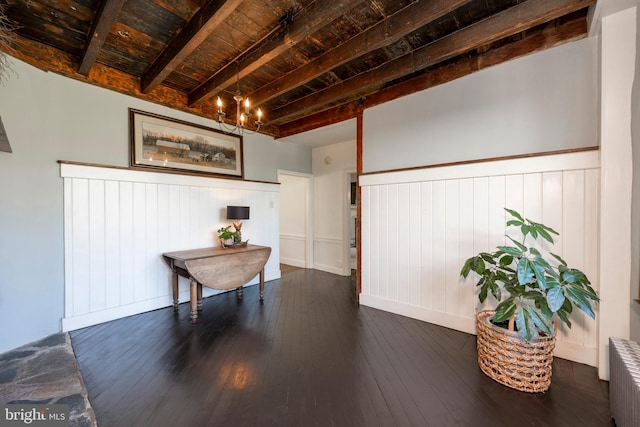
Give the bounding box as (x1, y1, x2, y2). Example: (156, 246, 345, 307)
(280, 234, 306, 267)
(61, 163, 280, 331)
(360, 151, 600, 366)
(314, 236, 347, 275)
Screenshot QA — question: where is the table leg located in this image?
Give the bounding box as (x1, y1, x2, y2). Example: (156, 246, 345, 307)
(172, 271, 179, 311)
(259, 268, 265, 301)
(190, 279, 198, 323)
(197, 283, 203, 311)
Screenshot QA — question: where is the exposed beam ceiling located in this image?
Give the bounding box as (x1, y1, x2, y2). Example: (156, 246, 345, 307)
(2, 0, 596, 138)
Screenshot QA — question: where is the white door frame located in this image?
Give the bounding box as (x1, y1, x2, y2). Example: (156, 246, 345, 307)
(277, 169, 314, 268)
(343, 168, 357, 276)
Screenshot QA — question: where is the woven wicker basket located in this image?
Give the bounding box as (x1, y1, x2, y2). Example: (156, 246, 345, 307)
(476, 310, 556, 393)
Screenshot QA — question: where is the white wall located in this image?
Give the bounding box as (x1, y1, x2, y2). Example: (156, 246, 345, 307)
(0, 57, 311, 353)
(360, 151, 601, 366)
(359, 36, 609, 370)
(630, 6, 640, 344)
(312, 140, 356, 275)
(363, 38, 598, 172)
(246, 133, 312, 182)
(598, 5, 637, 378)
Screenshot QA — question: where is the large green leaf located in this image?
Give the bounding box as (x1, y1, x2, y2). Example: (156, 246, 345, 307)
(499, 255, 514, 267)
(546, 286, 565, 312)
(515, 308, 536, 342)
(527, 226, 539, 240)
(524, 305, 554, 337)
(532, 255, 552, 270)
(551, 252, 567, 266)
(504, 284, 523, 297)
(529, 219, 559, 237)
(565, 269, 589, 286)
(564, 284, 596, 319)
(561, 270, 578, 284)
(556, 309, 572, 328)
(461, 258, 473, 277)
(505, 208, 524, 222)
(532, 261, 547, 290)
(493, 299, 517, 323)
(498, 246, 524, 257)
(478, 282, 488, 303)
(489, 280, 501, 301)
(582, 284, 600, 301)
(517, 258, 534, 285)
(480, 252, 497, 264)
(507, 236, 527, 252)
(473, 257, 486, 275)
(536, 298, 553, 318)
(536, 227, 555, 244)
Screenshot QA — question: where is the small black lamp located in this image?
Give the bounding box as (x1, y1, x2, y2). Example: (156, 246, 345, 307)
(227, 206, 250, 221)
(227, 206, 250, 243)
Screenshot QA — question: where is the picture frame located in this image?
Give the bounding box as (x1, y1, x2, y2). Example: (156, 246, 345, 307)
(129, 109, 243, 178)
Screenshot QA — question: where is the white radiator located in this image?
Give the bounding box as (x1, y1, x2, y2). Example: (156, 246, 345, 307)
(609, 337, 640, 427)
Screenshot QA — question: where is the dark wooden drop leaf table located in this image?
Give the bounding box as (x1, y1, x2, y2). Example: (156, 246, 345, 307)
(162, 244, 271, 323)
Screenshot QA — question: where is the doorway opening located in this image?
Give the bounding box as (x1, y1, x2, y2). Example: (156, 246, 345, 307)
(277, 170, 313, 271)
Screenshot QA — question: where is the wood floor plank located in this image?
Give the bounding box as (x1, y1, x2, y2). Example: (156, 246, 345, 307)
(71, 269, 613, 427)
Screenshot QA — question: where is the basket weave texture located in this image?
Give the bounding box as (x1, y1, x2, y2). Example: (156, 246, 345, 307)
(476, 310, 556, 393)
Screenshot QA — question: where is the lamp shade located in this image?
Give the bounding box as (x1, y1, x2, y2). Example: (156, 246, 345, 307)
(227, 206, 250, 220)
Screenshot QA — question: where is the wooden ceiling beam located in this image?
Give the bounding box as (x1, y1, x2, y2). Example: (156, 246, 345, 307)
(267, 0, 595, 124)
(78, 0, 127, 75)
(277, 15, 588, 137)
(188, 0, 362, 106)
(276, 101, 362, 138)
(250, 0, 472, 106)
(141, 0, 244, 94)
(362, 17, 589, 112)
(2, 35, 279, 137)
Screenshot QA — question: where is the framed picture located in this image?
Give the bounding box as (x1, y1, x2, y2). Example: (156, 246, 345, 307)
(129, 109, 243, 178)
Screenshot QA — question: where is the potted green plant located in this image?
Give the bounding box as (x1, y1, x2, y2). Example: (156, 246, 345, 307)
(217, 225, 239, 246)
(217, 223, 247, 248)
(460, 208, 599, 392)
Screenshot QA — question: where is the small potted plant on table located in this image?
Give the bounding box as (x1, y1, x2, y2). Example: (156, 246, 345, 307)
(460, 208, 599, 393)
(217, 223, 247, 248)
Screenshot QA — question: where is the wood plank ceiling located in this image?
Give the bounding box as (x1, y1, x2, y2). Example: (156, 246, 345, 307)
(2, 0, 595, 138)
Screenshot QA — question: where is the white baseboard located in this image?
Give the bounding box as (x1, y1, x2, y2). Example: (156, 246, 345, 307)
(314, 263, 350, 276)
(62, 269, 282, 331)
(280, 257, 305, 268)
(61, 290, 203, 331)
(359, 294, 476, 335)
(554, 340, 597, 367)
(359, 293, 597, 367)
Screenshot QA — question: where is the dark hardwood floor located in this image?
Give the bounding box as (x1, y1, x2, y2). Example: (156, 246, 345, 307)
(71, 269, 613, 427)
